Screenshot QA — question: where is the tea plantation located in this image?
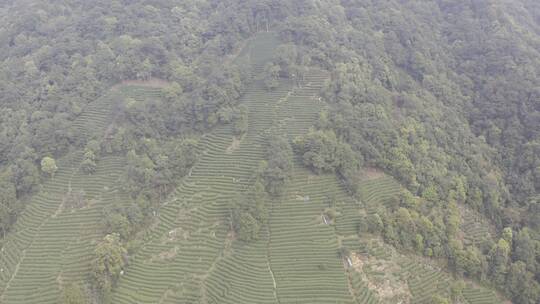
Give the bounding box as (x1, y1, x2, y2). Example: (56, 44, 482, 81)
(0, 33, 505, 304)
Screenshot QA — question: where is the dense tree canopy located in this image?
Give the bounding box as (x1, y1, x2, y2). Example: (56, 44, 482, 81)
(261, 133, 293, 196)
(90, 233, 126, 297)
(231, 182, 268, 242)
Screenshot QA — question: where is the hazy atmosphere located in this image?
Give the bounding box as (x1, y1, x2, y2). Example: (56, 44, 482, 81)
(0, 1, 538, 303)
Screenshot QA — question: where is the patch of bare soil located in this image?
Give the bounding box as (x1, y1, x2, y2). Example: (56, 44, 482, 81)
(121, 78, 171, 87)
(113, 77, 171, 89)
(53, 190, 88, 217)
(374, 279, 410, 304)
(223, 230, 235, 258)
(158, 289, 176, 304)
(163, 227, 189, 244)
(351, 248, 411, 303)
(152, 245, 179, 262)
(362, 167, 385, 180)
(350, 252, 364, 272)
(295, 194, 310, 201)
(85, 198, 99, 208)
(52, 197, 66, 218)
(56, 273, 64, 289)
(226, 136, 242, 154)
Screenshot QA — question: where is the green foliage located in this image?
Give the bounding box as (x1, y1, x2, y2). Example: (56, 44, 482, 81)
(81, 140, 100, 174)
(123, 138, 199, 197)
(263, 63, 281, 90)
(232, 106, 248, 136)
(366, 213, 383, 234)
(10, 157, 40, 197)
(231, 182, 268, 242)
(112, 135, 200, 247)
(293, 129, 360, 184)
(502, 227, 513, 245)
(260, 133, 293, 196)
(125, 149, 155, 192)
(324, 208, 337, 222)
(445, 201, 460, 238)
(271, 43, 310, 84)
(80, 151, 97, 175)
(276, 1, 540, 301)
(430, 294, 450, 304)
(294, 128, 362, 193)
(235, 211, 260, 242)
(513, 228, 535, 266)
(100, 196, 146, 241)
(0, 170, 17, 236)
(489, 239, 511, 286)
(0, 0, 261, 237)
(0, 0, 538, 302)
(449, 280, 465, 303)
(40, 156, 58, 177)
(506, 261, 540, 304)
(60, 283, 87, 304)
(90, 233, 127, 295)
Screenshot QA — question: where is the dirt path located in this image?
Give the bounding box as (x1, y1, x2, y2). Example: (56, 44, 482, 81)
(266, 256, 279, 303)
(198, 226, 234, 304)
(0, 249, 25, 302)
(345, 270, 360, 304)
(266, 203, 281, 304)
(113, 78, 171, 89)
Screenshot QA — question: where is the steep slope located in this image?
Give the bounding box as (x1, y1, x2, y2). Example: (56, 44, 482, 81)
(112, 32, 507, 304)
(0, 1, 537, 303)
(0, 90, 126, 303)
(0, 30, 512, 304)
(0, 83, 173, 303)
(111, 32, 354, 304)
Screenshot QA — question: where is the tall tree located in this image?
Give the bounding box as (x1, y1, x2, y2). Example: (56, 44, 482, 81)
(40, 156, 57, 178)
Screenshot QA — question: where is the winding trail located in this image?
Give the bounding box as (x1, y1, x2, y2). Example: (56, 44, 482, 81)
(0, 250, 24, 303)
(266, 204, 280, 304)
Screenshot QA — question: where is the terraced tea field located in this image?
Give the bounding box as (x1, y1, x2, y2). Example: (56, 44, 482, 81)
(460, 207, 494, 248)
(0, 81, 172, 303)
(462, 284, 501, 304)
(110, 32, 355, 303)
(0, 32, 506, 304)
(357, 175, 401, 214)
(111, 33, 503, 304)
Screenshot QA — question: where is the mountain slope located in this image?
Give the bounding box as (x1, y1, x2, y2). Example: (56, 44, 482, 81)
(0, 1, 538, 304)
(111, 32, 507, 304)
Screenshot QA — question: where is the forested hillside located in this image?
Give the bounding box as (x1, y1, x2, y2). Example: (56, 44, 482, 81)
(0, 1, 538, 304)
